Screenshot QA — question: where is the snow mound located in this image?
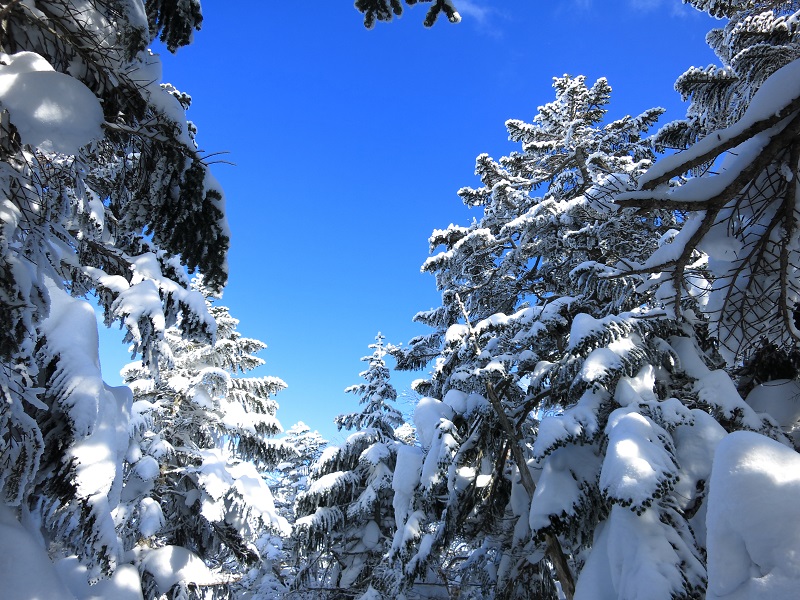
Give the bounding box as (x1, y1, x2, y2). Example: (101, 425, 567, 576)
(0, 504, 74, 600)
(745, 379, 800, 431)
(0, 51, 103, 154)
(56, 557, 143, 600)
(706, 431, 800, 599)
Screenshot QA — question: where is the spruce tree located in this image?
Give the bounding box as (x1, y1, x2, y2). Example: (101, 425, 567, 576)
(294, 333, 404, 598)
(120, 278, 293, 599)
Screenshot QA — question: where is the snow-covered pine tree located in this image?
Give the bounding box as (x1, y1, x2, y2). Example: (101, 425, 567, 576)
(387, 75, 676, 598)
(119, 277, 293, 599)
(294, 333, 404, 598)
(577, 3, 800, 597)
(265, 422, 328, 593)
(617, 0, 800, 378)
(0, 0, 229, 589)
(390, 73, 784, 599)
(271, 422, 328, 527)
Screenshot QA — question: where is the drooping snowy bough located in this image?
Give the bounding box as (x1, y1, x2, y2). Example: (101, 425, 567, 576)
(0, 0, 233, 596)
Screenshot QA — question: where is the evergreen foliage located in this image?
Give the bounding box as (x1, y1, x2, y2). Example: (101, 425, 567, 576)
(293, 334, 404, 598)
(5, 2, 800, 599)
(621, 1, 800, 365)
(355, 0, 461, 28)
(0, 0, 230, 591)
(121, 277, 293, 599)
(385, 74, 690, 598)
(388, 60, 789, 598)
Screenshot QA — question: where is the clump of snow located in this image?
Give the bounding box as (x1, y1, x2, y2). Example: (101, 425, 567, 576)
(40, 282, 132, 526)
(414, 396, 454, 449)
(600, 409, 677, 509)
(575, 505, 704, 600)
(706, 431, 800, 599)
(139, 546, 220, 593)
(671, 337, 765, 429)
(392, 445, 423, 549)
(56, 557, 143, 600)
(0, 51, 104, 154)
(745, 379, 800, 434)
(0, 504, 74, 600)
(138, 497, 164, 538)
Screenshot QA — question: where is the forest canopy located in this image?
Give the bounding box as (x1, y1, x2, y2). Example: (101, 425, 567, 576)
(2, 1, 800, 599)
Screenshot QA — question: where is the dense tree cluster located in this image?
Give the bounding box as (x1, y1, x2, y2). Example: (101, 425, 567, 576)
(3, 0, 800, 599)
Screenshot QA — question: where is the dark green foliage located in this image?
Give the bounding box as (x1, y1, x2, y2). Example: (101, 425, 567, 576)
(355, 0, 461, 28)
(146, 0, 204, 52)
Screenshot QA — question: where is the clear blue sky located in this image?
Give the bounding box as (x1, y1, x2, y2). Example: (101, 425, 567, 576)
(99, 1, 720, 443)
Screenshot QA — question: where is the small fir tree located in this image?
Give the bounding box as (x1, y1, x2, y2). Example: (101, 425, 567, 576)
(294, 333, 405, 598)
(121, 277, 292, 599)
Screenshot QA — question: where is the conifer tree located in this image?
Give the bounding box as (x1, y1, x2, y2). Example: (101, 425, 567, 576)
(0, 0, 229, 589)
(265, 422, 328, 594)
(120, 277, 292, 599)
(618, 0, 800, 374)
(294, 333, 404, 598)
(389, 73, 783, 599)
(272, 422, 329, 526)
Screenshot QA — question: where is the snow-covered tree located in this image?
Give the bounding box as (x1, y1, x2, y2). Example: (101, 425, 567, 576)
(294, 333, 404, 598)
(262, 422, 328, 594)
(271, 422, 328, 526)
(121, 278, 292, 599)
(0, 0, 229, 591)
(389, 68, 788, 599)
(600, 5, 800, 594)
(387, 75, 677, 598)
(618, 1, 800, 372)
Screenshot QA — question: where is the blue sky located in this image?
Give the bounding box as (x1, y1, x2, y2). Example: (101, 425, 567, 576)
(99, 1, 721, 443)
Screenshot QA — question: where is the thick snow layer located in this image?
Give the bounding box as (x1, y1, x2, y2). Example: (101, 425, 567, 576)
(41, 283, 132, 506)
(392, 445, 423, 551)
(706, 431, 800, 599)
(671, 337, 765, 429)
(601, 409, 676, 507)
(139, 546, 220, 592)
(529, 445, 601, 531)
(190, 448, 289, 534)
(745, 379, 800, 428)
(575, 505, 703, 600)
(0, 52, 104, 154)
(56, 557, 143, 600)
(138, 497, 164, 538)
(414, 396, 454, 449)
(0, 504, 74, 600)
(671, 410, 727, 547)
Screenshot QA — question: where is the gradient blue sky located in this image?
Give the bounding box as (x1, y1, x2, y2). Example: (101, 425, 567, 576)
(99, 1, 720, 442)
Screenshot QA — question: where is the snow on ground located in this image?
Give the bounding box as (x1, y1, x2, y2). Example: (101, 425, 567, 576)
(706, 431, 800, 599)
(0, 504, 74, 600)
(56, 557, 143, 600)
